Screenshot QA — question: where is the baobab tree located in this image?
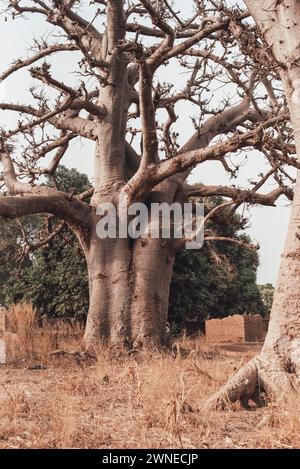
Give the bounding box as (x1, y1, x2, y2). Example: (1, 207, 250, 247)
(207, 0, 300, 408)
(0, 0, 296, 351)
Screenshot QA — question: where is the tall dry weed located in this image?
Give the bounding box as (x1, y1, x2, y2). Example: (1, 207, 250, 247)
(5, 303, 84, 363)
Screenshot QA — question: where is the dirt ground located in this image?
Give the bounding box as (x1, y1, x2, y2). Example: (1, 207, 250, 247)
(0, 334, 299, 449)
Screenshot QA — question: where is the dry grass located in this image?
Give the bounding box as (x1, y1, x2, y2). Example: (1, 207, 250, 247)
(5, 303, 84, 364)
(0, 304, 300, 449)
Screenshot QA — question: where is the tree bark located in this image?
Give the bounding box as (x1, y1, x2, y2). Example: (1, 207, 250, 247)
(83, 180, 179, 350)
(206, 0, 300, 408)
(83, 234, 176, 350)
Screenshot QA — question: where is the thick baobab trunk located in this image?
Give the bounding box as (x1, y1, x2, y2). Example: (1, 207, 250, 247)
(83, 179, 179, 350)
(84, 228, 132, 347)
(130, 237, 175, 347)
(83, 223, 176, 350)
(130, 179, 180, 347)
(76, 1, 180, 351)
(206, 0, 300, 408)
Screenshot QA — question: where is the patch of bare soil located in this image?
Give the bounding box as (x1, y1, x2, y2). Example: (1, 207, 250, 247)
(0, 336, 299, 449)
(216, 342, 262, 356)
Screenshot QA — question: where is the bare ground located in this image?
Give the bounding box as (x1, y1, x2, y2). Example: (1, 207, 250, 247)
(0, 330, 299, 449)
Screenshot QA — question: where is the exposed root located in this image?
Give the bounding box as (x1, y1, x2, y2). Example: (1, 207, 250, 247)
(205, 352, 297, 410)
(205, 358, 258, 410)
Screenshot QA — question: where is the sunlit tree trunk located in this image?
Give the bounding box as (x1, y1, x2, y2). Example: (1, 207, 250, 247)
(207, 0, 300, 407)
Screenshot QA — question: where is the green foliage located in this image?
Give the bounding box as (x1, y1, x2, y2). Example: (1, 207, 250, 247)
(2, 232, 89, 318)
(0, 219, 20, 288)
(51, 166, 90, 194)
(0, 166, 90, 317)
(258, 283, 274, 313)
(0, 214, 42, 298)
(168, 199, 267, 326)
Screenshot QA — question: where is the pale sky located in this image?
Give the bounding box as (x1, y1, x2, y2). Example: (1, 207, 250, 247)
(0, 1, 293, 286)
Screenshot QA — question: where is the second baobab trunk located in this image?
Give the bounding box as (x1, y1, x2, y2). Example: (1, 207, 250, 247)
(206, 0, 300, 407)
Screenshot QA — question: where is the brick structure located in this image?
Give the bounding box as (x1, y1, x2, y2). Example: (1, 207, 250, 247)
(205, 314, 266, 343)
(0, 307, 6, 364)
(244, 314, 266, 342)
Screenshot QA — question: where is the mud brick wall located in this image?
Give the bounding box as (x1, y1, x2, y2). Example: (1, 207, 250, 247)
(205, 315, 245, 343)
(205, 314, 266, 343)
(244, 314, 266, 342)
(0, 307, 6, 364)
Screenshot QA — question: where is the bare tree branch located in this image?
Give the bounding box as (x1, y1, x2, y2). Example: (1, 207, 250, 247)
(204, 236, 258, 250)
(0, 43, 79, 82)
